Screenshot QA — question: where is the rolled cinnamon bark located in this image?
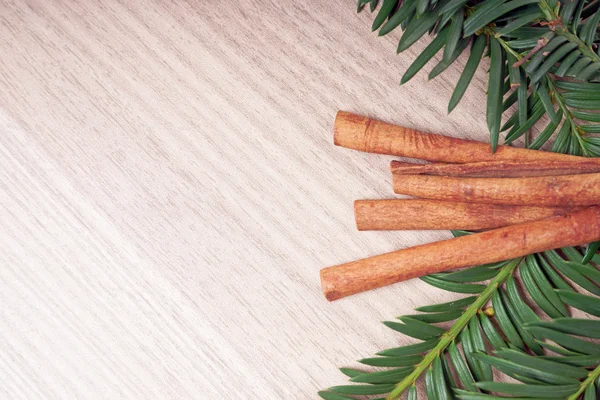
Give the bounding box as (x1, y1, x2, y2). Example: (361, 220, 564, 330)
(390, 159, 600, 178)
(354, 199, 572, 231)
(321, 206, 600, 301)
(334, 111, 581, 163)
(392, 173, 600, 206)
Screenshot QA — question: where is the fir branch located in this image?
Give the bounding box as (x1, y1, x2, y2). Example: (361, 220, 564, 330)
(321, 246, 600, 399)
(359, 0, 600, 154)
(567, 361, 600, 399)
(387, 259, 521, 398)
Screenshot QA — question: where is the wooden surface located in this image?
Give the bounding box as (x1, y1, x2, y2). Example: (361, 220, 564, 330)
(0, 1, 497, 398)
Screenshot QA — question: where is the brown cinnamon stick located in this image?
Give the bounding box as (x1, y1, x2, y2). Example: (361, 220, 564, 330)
(334, 111, 582, 163)
(390, 159, 600, 178)
(321, 206, 600, 301)
(354, 199, 573, 231)
(392, 173, 600, 207)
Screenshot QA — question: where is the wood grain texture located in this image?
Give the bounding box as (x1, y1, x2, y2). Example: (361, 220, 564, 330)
(0, 0, 506, 398)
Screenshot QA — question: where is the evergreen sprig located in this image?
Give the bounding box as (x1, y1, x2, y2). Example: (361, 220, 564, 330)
(320, 2, 600, 398)
(360, 0, 600, 155)
(320, 244, 600, 399)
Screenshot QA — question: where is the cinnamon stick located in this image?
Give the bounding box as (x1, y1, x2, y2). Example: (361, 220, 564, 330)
(390, 159, 600, 178)
(354, 199, 572, 231)
(334, 111, 582, 163)
(392, 173, 600, 207)
(321, 206, 600, 301)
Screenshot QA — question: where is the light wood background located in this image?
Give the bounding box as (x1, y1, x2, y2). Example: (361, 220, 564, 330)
(0, 1, 497, 398)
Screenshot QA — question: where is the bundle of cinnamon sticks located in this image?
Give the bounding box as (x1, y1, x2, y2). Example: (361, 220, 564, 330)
(321, 111, 600, 301)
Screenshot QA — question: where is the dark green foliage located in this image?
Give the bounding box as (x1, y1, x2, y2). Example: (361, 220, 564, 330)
(322, 253, 600, 399)
(358, 0, 600, 156)
(487, 38, 505, 152)
(320, 2, 600, 399)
